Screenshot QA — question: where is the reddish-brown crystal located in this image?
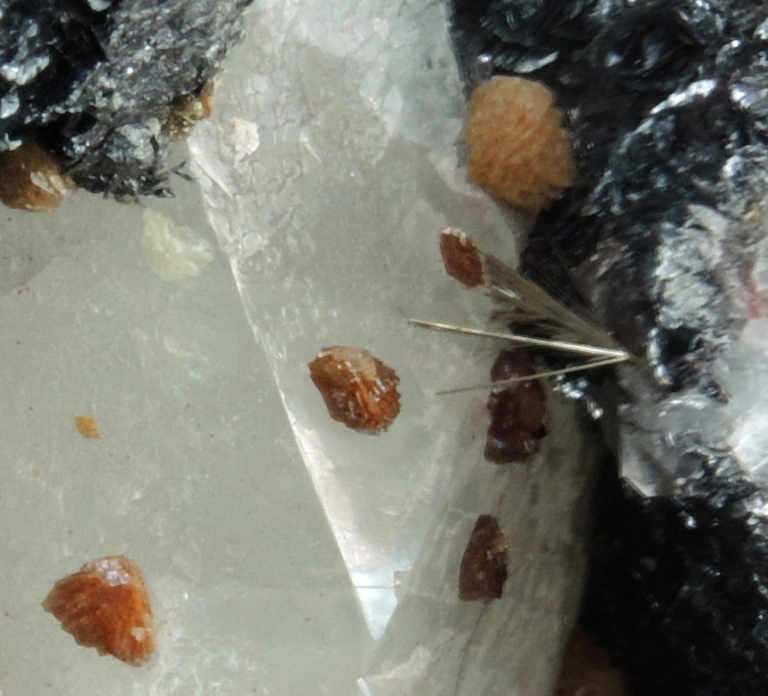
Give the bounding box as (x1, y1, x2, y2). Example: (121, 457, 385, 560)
(555, 629, 631, 696)
(439, 228, 484, 287)
(0, 142, 76, 212)
(466, 76, 575, 213)
(458, 514, 509, 602)
(484, 349, 547, 463)
(309, 347, 401, 433)
(43, 555, 154, 665)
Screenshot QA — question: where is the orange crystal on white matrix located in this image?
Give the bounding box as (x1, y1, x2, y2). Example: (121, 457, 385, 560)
(309, 347, 401, 433)
(42, 555, 154, 666)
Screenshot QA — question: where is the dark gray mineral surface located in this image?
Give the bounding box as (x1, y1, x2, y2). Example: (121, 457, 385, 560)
(450, 1, 768, 695)
(0, 0, 251, 198)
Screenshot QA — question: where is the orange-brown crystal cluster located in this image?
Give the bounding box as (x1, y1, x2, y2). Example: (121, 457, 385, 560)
(440, 228, 484, 287)
(555, 629, 631, 696)
(0, 142, 76, 212)
(466, 76, 575, 213)
(309, 347, 401, 433)
(42, 555, 154, 666)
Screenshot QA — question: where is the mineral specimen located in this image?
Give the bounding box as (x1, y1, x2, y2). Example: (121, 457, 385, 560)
(440, 227, 484, 287)
(465, 76, 575, 212)
(0, 0, 251, 199)
(74, 415, 100, 439)
(485, 349, 547, 463)
(309, 347, 401, 433)
(458, 514, 508, 602)
(163, 82, 216, 140)
(450, 0, 768, 693)
(141, 208, 214, 281)
(0, 142, 75, 212)
(43, 555, 154, 665)
(186, 0, 597, 689)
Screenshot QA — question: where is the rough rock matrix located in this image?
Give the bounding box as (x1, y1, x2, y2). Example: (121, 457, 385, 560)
(451, 1, 768, 695)
(0, 0, 251, 198)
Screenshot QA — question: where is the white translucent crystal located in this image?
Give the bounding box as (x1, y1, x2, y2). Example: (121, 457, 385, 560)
(716, 334, 768, 484)
(190, 0, 596, 693)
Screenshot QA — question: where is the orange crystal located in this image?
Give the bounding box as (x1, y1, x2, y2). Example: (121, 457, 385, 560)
(309, 347, 401, 433)
(43, 555, 154, 666)
(74, 416, 100, 439)
(466, 76, 575, 213)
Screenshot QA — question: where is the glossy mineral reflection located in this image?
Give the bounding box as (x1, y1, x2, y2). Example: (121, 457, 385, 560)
(0, 2, 249, 198)
(309, 347, 401, 433)
(42, 555, 154, 666)
(451, 0, 768, 689)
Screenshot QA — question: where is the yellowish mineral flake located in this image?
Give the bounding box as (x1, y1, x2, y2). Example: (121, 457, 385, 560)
(141, 209, 214, 282)
(74, 416, 100, 439)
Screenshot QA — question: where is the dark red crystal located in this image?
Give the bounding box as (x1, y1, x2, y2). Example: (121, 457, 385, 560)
(439, 228, 484, 288)
(458, 514, 509, 602)
(484, 349, 547, 463)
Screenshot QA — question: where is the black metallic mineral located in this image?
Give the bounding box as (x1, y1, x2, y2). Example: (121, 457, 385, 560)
(0, 0, 251, 198)
(451, 1, 768, 694)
